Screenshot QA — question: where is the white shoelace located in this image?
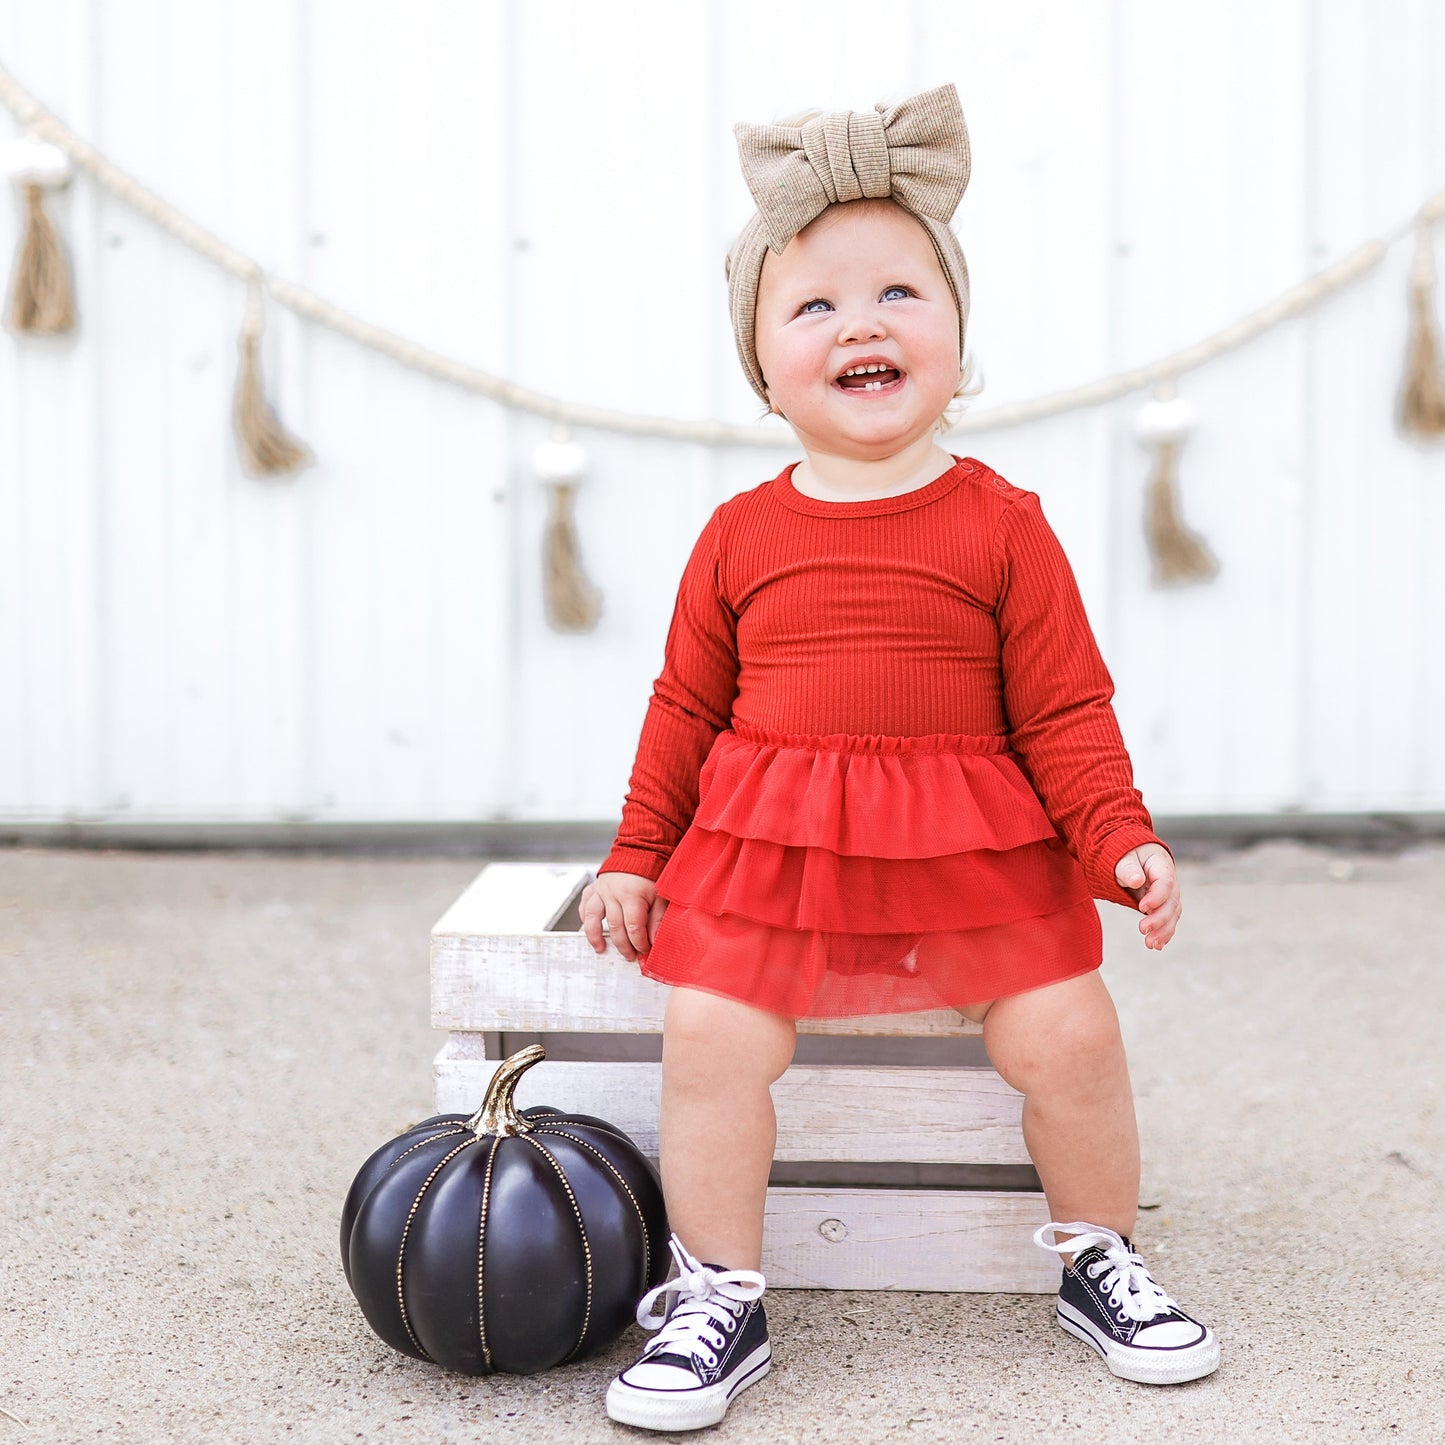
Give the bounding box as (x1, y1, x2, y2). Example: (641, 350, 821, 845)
(1034, 1220, 1180, 1324)
(634, 1234, 767, 1371)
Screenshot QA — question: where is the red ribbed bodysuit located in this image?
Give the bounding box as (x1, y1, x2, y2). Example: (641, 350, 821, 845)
(597, 454, 1170, 1019)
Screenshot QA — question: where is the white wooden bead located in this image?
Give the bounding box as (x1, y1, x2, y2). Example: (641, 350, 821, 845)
(531, 437, 588, 485)
(1132, 394, 1197, 445)
(3, 136, 72, 187)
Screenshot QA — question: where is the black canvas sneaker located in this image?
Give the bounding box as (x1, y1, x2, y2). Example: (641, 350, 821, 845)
(605, 1233, 772, 1432)
(1034, 1221, 1219, 1384)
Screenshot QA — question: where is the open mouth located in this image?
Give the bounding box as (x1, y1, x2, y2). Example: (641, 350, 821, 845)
(833, 363, 905, 395)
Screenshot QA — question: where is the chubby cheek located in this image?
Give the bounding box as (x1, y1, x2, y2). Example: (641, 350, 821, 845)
(761, 340, 830, 414)
(901, 324, 962, 410)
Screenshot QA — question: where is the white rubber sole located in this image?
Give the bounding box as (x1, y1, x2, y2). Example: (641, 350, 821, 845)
(605, 1342, 772, 1431)
(1057, 1300, 1220, 1384)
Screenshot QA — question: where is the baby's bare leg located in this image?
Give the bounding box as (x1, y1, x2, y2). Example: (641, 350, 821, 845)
(658, 986, 798, 1272)
(971, 970, 1139, 1243)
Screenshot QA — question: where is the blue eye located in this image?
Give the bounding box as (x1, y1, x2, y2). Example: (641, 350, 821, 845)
(798, 286, 912, 315)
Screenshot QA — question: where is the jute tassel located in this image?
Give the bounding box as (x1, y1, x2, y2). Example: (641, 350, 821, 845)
(533, 428, 603, 633)
(4, 132, 77, 335)
(233, 278, 313, 477)
(1133, 384, 1219, 588)
(1397, 221, 1445, 439)
(7, 181, 75, 333)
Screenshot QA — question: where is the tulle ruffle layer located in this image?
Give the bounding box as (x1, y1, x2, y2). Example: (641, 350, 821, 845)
(657, 827, 1091, 933)
(641, 896, 1103, 1019)
(642, 723, 1102, 1019)
(691, 722, 1061, 859)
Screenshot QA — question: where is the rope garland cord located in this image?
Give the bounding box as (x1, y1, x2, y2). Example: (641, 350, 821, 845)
(2, 59, 1442, 447)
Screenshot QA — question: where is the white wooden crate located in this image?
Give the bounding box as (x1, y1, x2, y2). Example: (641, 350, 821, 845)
(431, 861, 1056, 1292)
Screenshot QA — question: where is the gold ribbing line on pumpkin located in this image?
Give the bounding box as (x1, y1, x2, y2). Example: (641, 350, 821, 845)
(532, 423, 603, 633)
(3, 132, 75, 335)
(233, 274, 313, 478)
(1133, 379, 1219, 588)
(1397, 218, 1445, 439)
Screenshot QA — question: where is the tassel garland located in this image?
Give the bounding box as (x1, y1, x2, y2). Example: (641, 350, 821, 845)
(1397, 221, 1445, 439)
(3, 136, 75, 335)
(2, 73, 1442, 605)
(233, 278, 312, 477)
(533, 428, 603, 632)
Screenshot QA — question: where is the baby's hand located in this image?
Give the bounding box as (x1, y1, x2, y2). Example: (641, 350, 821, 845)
(1114, 844, 1179, 950)
(578, 872, 669, 963)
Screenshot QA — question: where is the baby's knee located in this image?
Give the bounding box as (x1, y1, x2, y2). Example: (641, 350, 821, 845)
(985, 984, 1125, 1094)
(662, 985, 797, 1086)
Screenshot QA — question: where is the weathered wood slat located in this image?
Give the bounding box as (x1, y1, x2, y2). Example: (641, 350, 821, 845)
(431, 861, 594, 936)
(431, 1051, 1029, 1165)
(760, 1188, 1057, 1292)
(432, 944, 983, 1037)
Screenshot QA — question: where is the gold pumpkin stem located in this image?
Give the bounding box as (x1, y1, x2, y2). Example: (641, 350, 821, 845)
(465, 1044, 546, 1138)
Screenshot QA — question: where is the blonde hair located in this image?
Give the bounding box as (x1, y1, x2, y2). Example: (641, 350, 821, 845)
(935, 351, 985, 434)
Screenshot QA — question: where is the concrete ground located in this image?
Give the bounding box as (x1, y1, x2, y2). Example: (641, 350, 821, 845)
(2, 840, 1442, 1444)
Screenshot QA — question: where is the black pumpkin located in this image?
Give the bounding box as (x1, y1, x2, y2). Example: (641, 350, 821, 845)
(340, 1044, 669, 1375)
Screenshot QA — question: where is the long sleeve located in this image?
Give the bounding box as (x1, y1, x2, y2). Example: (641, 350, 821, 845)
(992, 492, 1171, 907)
(598, 505, 741, 882)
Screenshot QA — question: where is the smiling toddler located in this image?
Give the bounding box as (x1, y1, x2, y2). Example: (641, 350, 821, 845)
(579, 82, 1219, 1433)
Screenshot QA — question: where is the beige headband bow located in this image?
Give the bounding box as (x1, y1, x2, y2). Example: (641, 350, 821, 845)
(734, 83, 972, 255)
(725, 82, 973, 406)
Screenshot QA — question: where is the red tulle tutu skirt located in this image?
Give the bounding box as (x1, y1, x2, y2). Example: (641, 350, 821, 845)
(640, 721, 1103, 1019)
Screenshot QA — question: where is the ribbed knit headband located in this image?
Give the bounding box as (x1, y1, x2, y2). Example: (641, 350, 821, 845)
(725, 82, 972, 405)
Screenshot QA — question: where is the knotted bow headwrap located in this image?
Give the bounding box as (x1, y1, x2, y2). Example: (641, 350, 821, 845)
(725, 82, 972, 406)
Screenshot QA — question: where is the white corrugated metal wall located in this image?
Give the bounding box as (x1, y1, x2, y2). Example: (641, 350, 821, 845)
(1, 0, 1442, 831)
